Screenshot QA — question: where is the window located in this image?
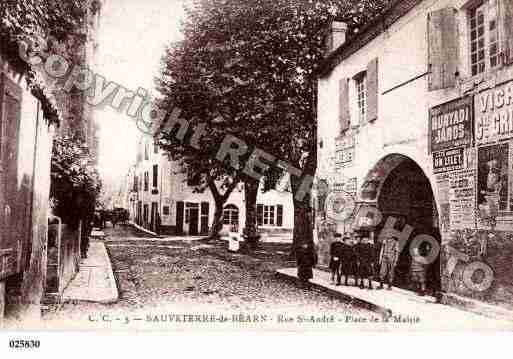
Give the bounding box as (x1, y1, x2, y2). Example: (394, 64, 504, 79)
(163, 206, 170, 216)
(355, 74, 366, 123)
(144, 142, 149, 160)
(223, 204, 239, 225)
(152, 165, 158, 187)
(469, 1, 499, 76)
(264, 205, 275, 226)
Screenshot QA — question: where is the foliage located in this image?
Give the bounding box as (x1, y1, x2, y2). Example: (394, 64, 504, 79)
(50, 135, 102, 227)
(156, 0, 392, 238)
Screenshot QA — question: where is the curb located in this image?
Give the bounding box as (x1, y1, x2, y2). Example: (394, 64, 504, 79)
(129, 221, 159, 237)
(275, 269, 391, 318)
(441, 292, 513, 323)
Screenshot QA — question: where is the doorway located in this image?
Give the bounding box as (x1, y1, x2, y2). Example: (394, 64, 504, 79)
(365, 154, 441, 294)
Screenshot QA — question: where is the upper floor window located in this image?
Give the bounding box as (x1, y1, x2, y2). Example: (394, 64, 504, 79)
(469, 1, 499, 76)
(355, 73, 367, 123)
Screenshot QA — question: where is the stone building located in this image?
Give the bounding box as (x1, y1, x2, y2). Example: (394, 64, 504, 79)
(316, 0, 513, 314)
(129, 135, 294, 236)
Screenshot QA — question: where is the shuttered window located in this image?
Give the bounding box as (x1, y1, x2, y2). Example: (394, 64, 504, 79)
(469, 1, 500, 76)
(355, 74, 366, 123)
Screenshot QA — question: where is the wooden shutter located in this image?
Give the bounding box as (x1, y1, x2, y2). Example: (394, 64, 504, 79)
(0, 73, 22, 280)
(428, 8, 459, 91)
(256, 204, 263, 226)
(175, 201, 184, 234)
(499, 0, 513, 65)
(339, 78, 350, 132)
(366, 58, 379, 122)
(200, 202, 209, 235)
(276, 205, 283, 227)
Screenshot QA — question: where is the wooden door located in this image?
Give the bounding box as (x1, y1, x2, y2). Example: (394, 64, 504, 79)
(0, 73, 22, 280)
(175, 201, 184, 234)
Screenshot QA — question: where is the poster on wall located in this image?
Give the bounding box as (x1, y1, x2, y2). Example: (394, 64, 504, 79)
(429, 96, 473, 153)
(433, 147, 464, 173)
(435, 172, 451, 234)
(449, 169, 476, 230)
(475, 80, 513, 145)
(477, 143, 509, 218)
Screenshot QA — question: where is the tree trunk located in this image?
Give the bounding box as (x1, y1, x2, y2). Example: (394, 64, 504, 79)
(210, 200, 225, 238)
(243, 180, 260, 249)
(207, 177, 239, 239)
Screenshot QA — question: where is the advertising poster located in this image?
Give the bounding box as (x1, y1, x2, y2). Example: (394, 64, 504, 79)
(477, 143, 509, 215)
(429, 96, 473, 152)
(475, 80, 513, 145)
(449, 169, 476, 230)
(433, 147, 464, 173)
(435, 173, 451, 234)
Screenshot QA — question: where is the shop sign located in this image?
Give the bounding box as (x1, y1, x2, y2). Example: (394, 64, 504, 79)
(449, 169, 476, 230)
(429, 96, 473, 152)
(335, 134, 355, 169)
(433, 147, 464, 173)
(475, 80, 513, 145)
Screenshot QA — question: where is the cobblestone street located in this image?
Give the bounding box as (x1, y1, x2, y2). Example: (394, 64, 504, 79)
(41, 225, 373, 330)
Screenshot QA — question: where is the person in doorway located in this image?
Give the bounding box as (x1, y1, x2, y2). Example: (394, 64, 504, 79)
(378, 234, 400, 290)
(356, 235, 376, 289)
(329, 233, 345, 285)
(296, 242, 317, 287)
(345, 233, 359, 286)
(410, 243, 430, 296)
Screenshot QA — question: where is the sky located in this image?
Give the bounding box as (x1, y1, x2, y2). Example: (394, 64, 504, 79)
(95, 0, 186, 186)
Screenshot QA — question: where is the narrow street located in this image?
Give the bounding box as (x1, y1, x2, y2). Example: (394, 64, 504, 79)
(42, 225, 373, 330)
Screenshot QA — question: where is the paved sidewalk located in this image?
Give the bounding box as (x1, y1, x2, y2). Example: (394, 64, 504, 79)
(62, 240, 119, 304)
(277, 267, 513, 330)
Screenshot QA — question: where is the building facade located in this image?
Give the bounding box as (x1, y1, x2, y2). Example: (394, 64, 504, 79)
(316, 0, 513, 313)
(129, 135, 294, 236)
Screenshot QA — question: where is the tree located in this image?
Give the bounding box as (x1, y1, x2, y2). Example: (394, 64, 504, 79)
(157, 0, 392, 245)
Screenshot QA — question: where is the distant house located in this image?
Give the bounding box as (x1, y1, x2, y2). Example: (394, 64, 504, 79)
(127, 135, 294, 236)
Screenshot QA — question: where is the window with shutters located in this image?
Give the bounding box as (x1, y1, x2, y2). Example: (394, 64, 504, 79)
(469, 1, 499, 76)
(355, 74, 367, 123)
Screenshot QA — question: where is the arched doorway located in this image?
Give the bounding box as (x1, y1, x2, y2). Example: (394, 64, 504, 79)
(223, 204, 239, 231)
(361, 154, 441, 294)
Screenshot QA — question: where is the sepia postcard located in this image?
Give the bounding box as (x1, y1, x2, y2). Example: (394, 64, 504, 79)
(1, 0, 513, 344)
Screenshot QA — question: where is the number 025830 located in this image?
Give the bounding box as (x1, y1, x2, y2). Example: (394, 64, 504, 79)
(8, 339, 40, 349)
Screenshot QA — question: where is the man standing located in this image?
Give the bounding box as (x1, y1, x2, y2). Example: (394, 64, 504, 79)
(378, 235, 400, 290)
(296, 242, 317, 287)
(329, 233, 345, 285)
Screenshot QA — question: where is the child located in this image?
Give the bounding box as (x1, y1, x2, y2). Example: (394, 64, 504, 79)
(329, 233, 345, 285)
(347, 233, 359, 286)
(357, 236, 375, 289)
(411, 244, 429, 296)
(339, 235, 353, 286)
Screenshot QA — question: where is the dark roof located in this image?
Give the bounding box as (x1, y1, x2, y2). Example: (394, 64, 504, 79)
(317, 0, 424, 77)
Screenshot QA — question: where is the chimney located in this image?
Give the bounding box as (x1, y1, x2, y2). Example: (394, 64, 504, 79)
(331, 21, 348, 50)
